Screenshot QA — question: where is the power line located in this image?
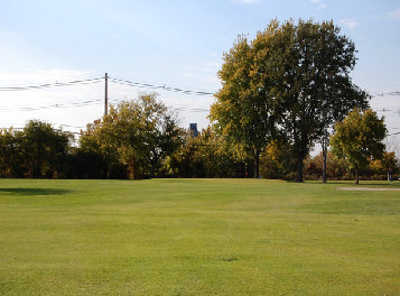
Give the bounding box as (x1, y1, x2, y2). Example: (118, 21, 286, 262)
(372, 91, 400, 97)
(0, 73, 215, 115)
(1, 73, 399, 126)
(109, 76, 215, 96)
(0, 77, 103, 92)
(1, 73, 400, 99)
(173, 106, 209, 112)
(0, 98, 103, 112)
(375, 108, 393, 112)
(0, 74, 216, 96)
(0, 94, 210, 113)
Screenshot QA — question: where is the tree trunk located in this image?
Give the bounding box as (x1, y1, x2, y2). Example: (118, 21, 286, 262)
(106, 163, 111, 179)
(322, 137, 327, 184)
(151, 160, 156, 178)
(33, 158, 40, 178)
(296, 155, 304, 182)
(127, 159, 135, 180)
(387, 169, 392, 182)
(31, 159, 36, 178)
(355, 168, 359, 185)
(255, 151, 260, 179)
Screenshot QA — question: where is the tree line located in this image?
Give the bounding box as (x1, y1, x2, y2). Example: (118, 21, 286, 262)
(1, 98, 397, 182)
(1, 19, 398, 182)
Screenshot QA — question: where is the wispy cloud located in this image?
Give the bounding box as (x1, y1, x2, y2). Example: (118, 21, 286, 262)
(340, 18, 359, 30)
(388, 8, 400, 20)
(183, 61, 221, 86)
(309, 0, 327, 9)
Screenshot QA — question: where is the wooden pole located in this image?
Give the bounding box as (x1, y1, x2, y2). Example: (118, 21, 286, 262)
(104, 73, 108, 116)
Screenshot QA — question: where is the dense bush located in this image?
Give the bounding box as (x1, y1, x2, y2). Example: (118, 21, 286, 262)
(0, 121, 72, 178)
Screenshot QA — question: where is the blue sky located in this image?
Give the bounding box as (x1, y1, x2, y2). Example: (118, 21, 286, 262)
(1, 0, 399, 149)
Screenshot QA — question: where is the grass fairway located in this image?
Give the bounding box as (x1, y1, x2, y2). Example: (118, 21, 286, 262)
(0, 179, 399, 295)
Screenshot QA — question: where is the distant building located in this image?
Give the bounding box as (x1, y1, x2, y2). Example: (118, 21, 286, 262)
(189, 123, 198, 137)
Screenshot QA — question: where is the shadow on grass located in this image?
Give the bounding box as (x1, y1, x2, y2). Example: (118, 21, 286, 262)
(0, 188, 72, 196)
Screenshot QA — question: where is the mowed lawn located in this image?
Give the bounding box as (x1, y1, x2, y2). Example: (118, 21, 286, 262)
(0, 179, 399, 296)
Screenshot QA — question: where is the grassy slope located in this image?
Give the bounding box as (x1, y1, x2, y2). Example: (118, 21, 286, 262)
(0, 178, 399, 296)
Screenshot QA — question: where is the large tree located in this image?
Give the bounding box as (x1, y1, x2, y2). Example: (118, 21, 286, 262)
(211, 19, 369, 182)
(258, 19, 369, 182)
(330, 109, 387, 184)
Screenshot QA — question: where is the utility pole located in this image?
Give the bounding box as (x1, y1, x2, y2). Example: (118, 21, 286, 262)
(104, 72, 108, 116)
(322, 129, 328, 183)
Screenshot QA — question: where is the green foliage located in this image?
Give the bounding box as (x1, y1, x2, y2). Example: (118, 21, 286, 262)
(0, 129, 25, 177)
(304, 151, 353, 180)
(79, 94, 183, 179)
(369, 151, 399, 181)
(259, 19, 369, 182)
(164, 126, 250, 178)
(210, 34, 276, 178)
(22, 121, 72, 178)
(260, 139, 297, 179)
(212, 19, 369, 182)
(331, 108, 387, 183)
(0, 121, 72, 178)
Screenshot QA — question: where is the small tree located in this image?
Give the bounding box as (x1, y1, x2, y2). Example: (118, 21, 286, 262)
(210, 35, 275, 178)
(0, 123, 72, 178)
(80, 94, 182, 179)
(0, 129, 25, 177)
(381, 152, 398, 181)
(330, 109, 387, 184)
(23, 121, 72, 178)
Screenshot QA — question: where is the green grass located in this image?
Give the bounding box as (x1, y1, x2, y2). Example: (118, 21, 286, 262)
(0, 178, 399, 295)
